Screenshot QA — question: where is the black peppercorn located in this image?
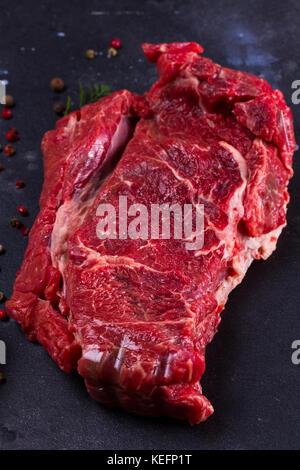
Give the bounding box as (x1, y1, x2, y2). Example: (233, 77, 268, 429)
(50, 77, 65, 92)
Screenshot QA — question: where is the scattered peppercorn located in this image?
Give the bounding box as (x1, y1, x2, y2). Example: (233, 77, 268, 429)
(10, 217, 21, 228)
(20, 226, 29, 236)
(4, 95, 14, 107)
(53, 101, 65, 114)
(0, 373, 6, 385)
(0, 245, 4, 254)
(16, 180, 25, 189)
(107, 47, 118, 57)
(17, 206, 28, 216)
(85, 49, 95, 60)
(4, 144, 15, 156)
(1, 108, 12, 119)
(16, 269, 21, 276)
(50, 77, 65, 92)
(110, 38, 121, 49)
(6, 131, 19, 142)
(0, 292, 5, 302)
(0, 309, 6, 321)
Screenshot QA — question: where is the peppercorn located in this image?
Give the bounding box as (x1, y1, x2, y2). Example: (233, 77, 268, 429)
(1, 108, 12, 119)
(53, 101, 65, 114)
(4, 95, 14, 107)
(20, 226, 29, 236)
(6, 131, 19, 142)
(10, 217, 21, 228)
(17, 206, 28, 216)
(0, 245, 4, 254)
(0, 309, 6, 320)
(85, 49, 95, 60)
(50, 77, 65, 92)
(0, 163, 3, 171)
(4, 144, 15, 156)
(0, 292, 5, 302)
(16, 270, 21, 276)
(107, 47, 118, 57)
(0, 373, 6, 385)
(110, 38, 121, 49)
(16, 180, 25, 189)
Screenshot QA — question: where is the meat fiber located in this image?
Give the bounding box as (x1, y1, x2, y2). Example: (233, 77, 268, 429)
(7, 42, 296, 424)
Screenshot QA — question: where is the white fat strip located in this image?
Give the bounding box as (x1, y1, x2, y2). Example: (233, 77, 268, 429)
(83, 349, 105, 363)
(51, 116, 131, 285)
(212, 141, 285, 308)
(76, 242, 168, 274)
(219, 141, 248, 180)
(212, 141, 248, 255)
(181, 70, 208, 112)
(215, 224, 285, 308)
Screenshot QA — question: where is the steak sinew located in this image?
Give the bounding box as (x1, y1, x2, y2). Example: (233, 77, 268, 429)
(7, 42, 295, 424)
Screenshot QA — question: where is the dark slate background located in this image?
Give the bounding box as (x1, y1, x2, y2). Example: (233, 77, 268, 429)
(0, 0, 299, 450)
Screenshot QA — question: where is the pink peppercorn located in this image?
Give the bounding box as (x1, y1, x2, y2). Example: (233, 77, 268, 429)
(20, 226, 29, 236)
(6, 131, 19, 142)
(17, 206, 28, 216)
(110, 38, 121, 49)
(16, 180, 25, 189)
(0, 309, 6, 321)
(2, 108, 12, 119)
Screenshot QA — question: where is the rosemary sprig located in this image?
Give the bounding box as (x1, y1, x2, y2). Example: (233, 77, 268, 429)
(85, 83, 110, 104)
(79, 81, 86, 108)
(64, 95, 71, 116)
(63, 82, 110, 116)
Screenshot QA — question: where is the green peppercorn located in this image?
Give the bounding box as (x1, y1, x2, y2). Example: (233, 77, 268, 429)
(10, 217, 20, 228)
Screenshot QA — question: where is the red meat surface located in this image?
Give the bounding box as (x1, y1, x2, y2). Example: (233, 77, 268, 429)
(7, 42, 296, 424)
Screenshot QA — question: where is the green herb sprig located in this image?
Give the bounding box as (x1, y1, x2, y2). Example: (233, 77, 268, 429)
(63, 83, 110, 116)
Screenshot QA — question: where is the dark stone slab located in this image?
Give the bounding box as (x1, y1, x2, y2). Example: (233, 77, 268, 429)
(0, 0, 299, 450)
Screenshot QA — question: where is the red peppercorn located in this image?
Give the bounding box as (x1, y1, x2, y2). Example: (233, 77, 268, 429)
(0, 309, 6, 320)
(17, 206, 28, 216)
(16, 180, 25, 189)
(110, 38, 121, 49)
(2, 108, 12, 119)
(20, 226, 29, 236)
(16, 270, 21, 276)
(6, 131, 19, 142)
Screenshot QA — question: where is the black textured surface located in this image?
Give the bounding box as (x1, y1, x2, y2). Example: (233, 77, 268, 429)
(0, 0, 299, 450)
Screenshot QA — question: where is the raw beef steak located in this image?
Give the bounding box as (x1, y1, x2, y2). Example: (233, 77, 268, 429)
(7, 42, 295, 424)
